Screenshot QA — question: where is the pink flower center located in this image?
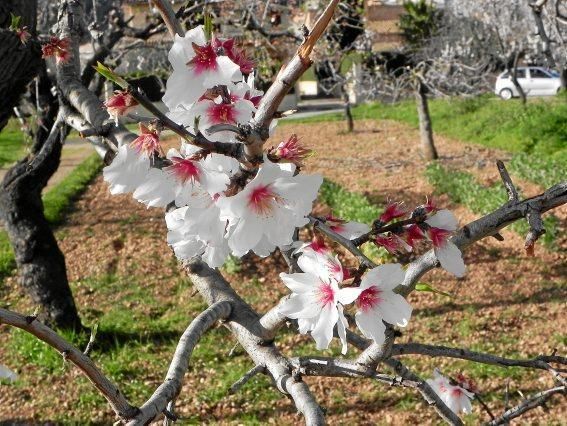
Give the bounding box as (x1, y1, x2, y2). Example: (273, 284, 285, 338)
(167, 157, 201, 184)
(207, 103, 237, 124)
(187, 42, 218, 74)
(451, 387, 464, 397)
(356, 285, 382, 312)
(317, 282, 335, 307)
(428, 227, 451, 248)
(247, 184, 281, 216)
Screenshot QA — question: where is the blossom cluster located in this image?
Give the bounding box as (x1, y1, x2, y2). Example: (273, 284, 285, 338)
(280, 233, 412, 354)
(427, 370, 475, 415)
(103, 25, 321, 268)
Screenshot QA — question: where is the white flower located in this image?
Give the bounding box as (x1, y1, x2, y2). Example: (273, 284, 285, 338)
(218, 158, 322, 257)
(165, 142, 230, 205)
(163, 26, 242, 110)
(0, 364, 17, 383)
(278, 254, 359, 354)
(353, 264, 412, 345)
(103, 144, 150, 195)
(427, 370, 474, 415)
(165, 194, 230, 268)
(132, 168, 176, 208)
(425, 209, 466, 277)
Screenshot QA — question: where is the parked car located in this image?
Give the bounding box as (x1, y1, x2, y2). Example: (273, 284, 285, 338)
(494, 67, 562, 100)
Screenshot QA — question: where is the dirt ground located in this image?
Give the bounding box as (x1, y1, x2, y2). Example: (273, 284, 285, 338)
(0, 120, 565, 425)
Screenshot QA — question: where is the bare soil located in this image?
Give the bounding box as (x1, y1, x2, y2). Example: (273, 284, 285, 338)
(0, 120, 565, 425)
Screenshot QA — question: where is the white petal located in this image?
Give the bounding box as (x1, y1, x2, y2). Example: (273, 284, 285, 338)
(337, 287, 363, 305)
(0, 365, 17, 383)
(435, 241, 466, 277)
(426, 209, 459, 231)
(337, 304, 349, 355)
(335, 221, 371, 239)
(361, 264, 405, 291)
(279, 294, 320, 319)
(376, 292, 413, 327)
(355, 310, 386, 344)
(279, 272, 319, 294)
(311, 305, 339, 350)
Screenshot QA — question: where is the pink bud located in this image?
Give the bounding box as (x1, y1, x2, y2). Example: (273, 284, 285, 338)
(404, 224, 424, 248)
(424, 196, 438, 213)
(104, 91, 138, 119)
(42, 36, 71, 63)
(273, 134, 312, 167)
(375, 235, 402, 254)
(130, 123, 161, 157)
(380, 202, 406, 223)
(17, 28, 31, 44)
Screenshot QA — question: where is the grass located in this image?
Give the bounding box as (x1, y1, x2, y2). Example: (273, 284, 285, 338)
(285, 96, 567, 188)
(425, 163, 560, 249)
(0, 121, 29, 168)
(0, 154, 103, 281)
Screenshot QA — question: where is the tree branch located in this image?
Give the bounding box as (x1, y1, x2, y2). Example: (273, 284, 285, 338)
(0, 307, 138, 419)
(127, 301, 232, 425)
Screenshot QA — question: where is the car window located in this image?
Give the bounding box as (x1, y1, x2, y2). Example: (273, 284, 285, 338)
(531, 68, 551, 78)
(500, 71, 509, 79)
(512, 69, 526, 79)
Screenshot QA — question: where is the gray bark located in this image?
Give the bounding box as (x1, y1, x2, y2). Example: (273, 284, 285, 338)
(415, 80, 438, 160)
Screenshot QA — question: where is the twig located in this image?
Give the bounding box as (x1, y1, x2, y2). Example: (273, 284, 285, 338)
(151, 0, 184, 37)
(496, 160, 519, 202)
(0, 308, 137, 419)
(308, 215, 376, 268)
(486, 386, 566, 425)
(229, 365, 266, 394)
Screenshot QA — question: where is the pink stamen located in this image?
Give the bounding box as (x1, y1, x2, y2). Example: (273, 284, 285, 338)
(404, 224, 425, 248)
(186, 42, 218, 74)
(248, 184, 280, 216)
(207, 103, 237, 124)
(166, 157, 201, 184)
(356, 286, 382, 312)
(317, 282, 336, 307)
(428, 227, 451, 248)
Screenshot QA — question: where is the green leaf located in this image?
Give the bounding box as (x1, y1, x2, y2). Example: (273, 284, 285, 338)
(415, 282, 452, 298)
(93, 62, 128, 88)
(10, 13, 22, 31)
(203, 11, 214, 41)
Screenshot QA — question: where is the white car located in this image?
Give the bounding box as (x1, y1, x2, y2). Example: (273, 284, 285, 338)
(494, 67, 561, 100)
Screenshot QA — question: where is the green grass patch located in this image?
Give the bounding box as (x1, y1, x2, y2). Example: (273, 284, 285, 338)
(286, 96, 567, 188)
(319, 179, 382, 224)
(0, 154, 102, 281)
(43, 154, 103, 224)
(425, 163, 560, 249)
(0, 120, 28, 167)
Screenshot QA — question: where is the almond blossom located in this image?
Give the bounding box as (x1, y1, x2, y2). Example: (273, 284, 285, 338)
(165, 194, 230, 268)
(103, 144, 150, 195)
(270, 134, 313, 167)
(165, 142, 230, 205)
(427, 370, 474, 415)
(130, 123, 163, 157)
(279, 253, 359, 353)
(213, 37, 255, 74)
(218, 159, 322, 257)
(163, 26, 242, 110)
(379, 202, 407, 223)
(425, 209, 466, 277)
(0, 364, 17, 383)
(353, 264, 412, 345)
(325, 215, 370, 239)
(104, 91, 138, 124)
(41, 36, 70, 62)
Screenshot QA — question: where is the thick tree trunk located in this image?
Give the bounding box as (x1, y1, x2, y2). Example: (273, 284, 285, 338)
(0, 123, 82, 330)
(560, 66, 567, 91)
(508, 51, 527, 105)
(414, 80, 438, 161)
(0, 2, 82, 330)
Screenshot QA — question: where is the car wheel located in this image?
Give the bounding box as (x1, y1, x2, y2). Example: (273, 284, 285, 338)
(499, 88, 513, 100)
